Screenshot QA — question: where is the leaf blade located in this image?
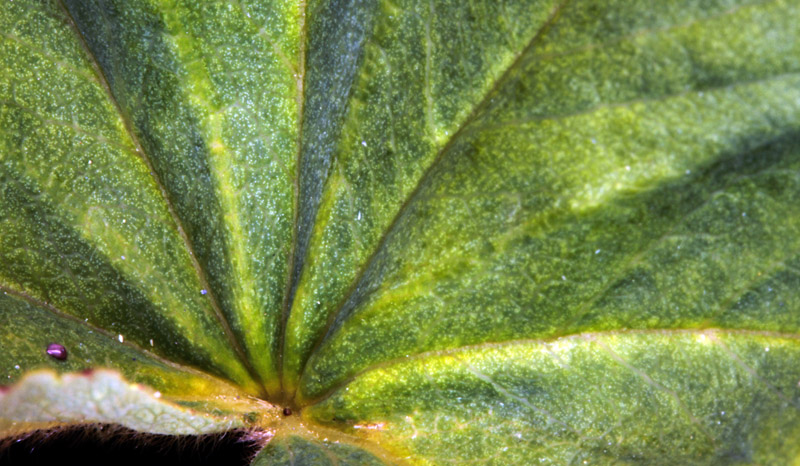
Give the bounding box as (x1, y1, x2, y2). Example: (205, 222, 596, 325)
(298, 0, 800, 401)
(60, 0, 306, 395)
(0, 0, 260, 392)
(307, 331, 800, 464)
(284, 0, 567, 395)
(252, 434, 395, 466)
(0, 293, 280, 438)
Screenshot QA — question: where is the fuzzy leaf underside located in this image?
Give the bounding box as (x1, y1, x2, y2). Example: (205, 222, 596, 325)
(2, 0, 800, 464)
(0, 370, 245, 437)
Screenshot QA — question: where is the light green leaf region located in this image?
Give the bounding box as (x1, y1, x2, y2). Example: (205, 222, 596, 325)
(1, 0, 800, 464)
(307, 331, 800, 464)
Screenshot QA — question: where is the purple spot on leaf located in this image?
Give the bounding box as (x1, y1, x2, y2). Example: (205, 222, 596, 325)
(46, 343, 67, 361)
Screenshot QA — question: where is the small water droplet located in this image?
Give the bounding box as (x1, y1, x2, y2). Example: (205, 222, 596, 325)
(46, 343, 67, 361)
(595, 249, 601, 254)
(561, 275, 567, 281)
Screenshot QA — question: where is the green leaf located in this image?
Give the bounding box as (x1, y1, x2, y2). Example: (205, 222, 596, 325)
(252, 434, 392, 465)
(2, 0, 800, 464)
(307, 332, 800, 463)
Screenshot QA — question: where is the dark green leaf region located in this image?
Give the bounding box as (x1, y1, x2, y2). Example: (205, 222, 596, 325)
(2, 0, 800, 464)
